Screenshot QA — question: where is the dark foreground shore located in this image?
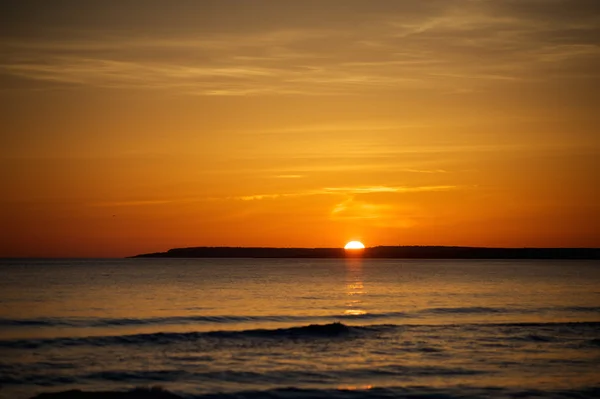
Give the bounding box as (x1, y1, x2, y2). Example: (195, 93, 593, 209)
(132, 245, 600, 259)
(29, 386, 600, 399)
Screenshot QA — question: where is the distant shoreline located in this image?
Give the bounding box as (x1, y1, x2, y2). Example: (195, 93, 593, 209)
(131, 246, 600, 260)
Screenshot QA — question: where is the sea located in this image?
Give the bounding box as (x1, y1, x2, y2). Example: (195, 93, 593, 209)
(0, 258, 599, 399)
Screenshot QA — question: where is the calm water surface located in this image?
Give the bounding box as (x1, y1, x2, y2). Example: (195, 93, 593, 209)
(1, 258, 599, 398)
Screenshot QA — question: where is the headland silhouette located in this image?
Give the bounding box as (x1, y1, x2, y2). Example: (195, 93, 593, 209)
(131, 246, 599, 259)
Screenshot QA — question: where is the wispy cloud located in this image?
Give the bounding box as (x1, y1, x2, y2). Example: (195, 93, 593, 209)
(323, 185, 456, 194)
(330, 197, 419, 228)
(242, 122, 430, 135)
(228, 184, 459, 201)
(1, 0, 597, 95)
(272, 174, 305, 179)
(402, 168, 449, 174)
(210, 183, 456, 227)
(87, 183, 456, 207)
(331, 198, 393, 220)
(89, 198, 193, 207)
(237, 193, 292, 201)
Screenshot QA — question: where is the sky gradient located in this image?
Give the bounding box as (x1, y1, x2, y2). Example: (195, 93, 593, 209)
(1, 0, 599, 257)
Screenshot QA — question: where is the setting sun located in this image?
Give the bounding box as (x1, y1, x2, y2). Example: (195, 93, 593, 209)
(344, 241, 365, 250)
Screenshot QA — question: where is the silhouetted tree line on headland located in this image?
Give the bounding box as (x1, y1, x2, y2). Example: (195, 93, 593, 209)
(131, 246, 599, 259)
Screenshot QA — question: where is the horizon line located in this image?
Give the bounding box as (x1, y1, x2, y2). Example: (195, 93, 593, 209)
(2, 245, 599, 260)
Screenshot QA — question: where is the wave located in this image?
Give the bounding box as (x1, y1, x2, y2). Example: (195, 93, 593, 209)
(0, 322, 375, 349)
(30, 385, 600, 399)
(422, 306, 510, 314)
(6, 363, 486, 387)
(2, 321, 599, 350)
(2, 305, 598, 329)
(422, 305, 600, 315)
(0, 315, 319, 328)
(0, 313, 405, 328)
(0, 312, 409, 328)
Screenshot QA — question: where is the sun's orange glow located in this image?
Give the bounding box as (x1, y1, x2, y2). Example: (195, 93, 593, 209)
(344, 241, 365, 250)
(0, 1, 598, 258)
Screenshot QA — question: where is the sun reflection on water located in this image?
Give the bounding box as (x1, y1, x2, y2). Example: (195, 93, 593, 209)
(344, 257, 367, 316)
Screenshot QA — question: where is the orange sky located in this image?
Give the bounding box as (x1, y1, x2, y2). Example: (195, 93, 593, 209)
(1, 1, 599, 257)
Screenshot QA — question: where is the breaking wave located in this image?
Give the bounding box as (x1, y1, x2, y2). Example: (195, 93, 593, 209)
(2, 305, 598, 329)
(2, 321, 599, 350)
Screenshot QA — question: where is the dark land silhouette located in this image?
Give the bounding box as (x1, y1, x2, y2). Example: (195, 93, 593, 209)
(131, 246, 599, 259)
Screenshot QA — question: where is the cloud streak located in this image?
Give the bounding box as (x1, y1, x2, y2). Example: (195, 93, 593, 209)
(231, 184, 459, 201)
(90, 184, 460, 207)
(323, 185, 456, 194)
(1, 0, 598, 95)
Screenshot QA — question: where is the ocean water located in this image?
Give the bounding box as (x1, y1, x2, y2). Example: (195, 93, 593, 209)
(0, 258, 599, 399)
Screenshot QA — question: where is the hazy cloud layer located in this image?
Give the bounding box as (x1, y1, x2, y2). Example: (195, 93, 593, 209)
(1, 0, 598, 95)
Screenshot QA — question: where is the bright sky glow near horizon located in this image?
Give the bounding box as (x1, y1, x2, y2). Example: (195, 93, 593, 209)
(1, 0, 599, 257)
